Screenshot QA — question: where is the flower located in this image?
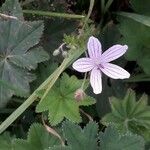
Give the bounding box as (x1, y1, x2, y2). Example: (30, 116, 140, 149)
(72, 36, 130, 94)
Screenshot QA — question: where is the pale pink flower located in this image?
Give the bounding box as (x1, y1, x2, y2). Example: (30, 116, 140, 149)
(72, 36, 130, 94)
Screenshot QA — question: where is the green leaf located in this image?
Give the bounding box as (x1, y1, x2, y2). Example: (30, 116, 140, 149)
(14, 123, 60, 150)
(63, 121, 98, 150)
(0, 132, 15, 150)
(118, 17, 150, 75)
(0, 0, 23, 20)
(101, 89, 150, 140)
(131, 0, 150, 16)
(126, 73, 150, 82)
(36, 73, 96, 126)
(99, 126, 145, 150)
(10, 46, 49, 70)
(117, 12, 150, 27)
(0, 0, 49, 107)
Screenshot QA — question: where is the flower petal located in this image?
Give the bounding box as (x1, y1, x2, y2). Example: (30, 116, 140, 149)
(100, 63, 130, 79)
(90, 68, 102, 94)
(101, 44, 128, 62)
(72, 58, 94, 72)
(87, 36, 102, 58)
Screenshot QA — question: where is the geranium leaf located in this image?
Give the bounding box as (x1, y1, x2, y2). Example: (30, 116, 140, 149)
(62, 121, 98, 150)
(0, 0, 49, 107)
(99, 126, 145, 150)
(14, 123, 60, 150)
(101, 89, 150, 140)
(36, 73, 96, 126)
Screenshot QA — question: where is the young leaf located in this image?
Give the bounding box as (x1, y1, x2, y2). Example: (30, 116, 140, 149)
(14, 123, 60, 150)
(99, 126, 145, 150)
(101, 89, 150, 140)
(0, 0, 49, 107)
(62, 121, 98, 150)
(36, 73, 96, 126)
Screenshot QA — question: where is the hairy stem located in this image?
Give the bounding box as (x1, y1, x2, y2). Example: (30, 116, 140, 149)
(23, 10, 85, 19)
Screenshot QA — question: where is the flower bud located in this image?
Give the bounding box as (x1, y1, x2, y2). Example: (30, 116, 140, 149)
(74, 89, 86, 102)
(53, 49, 60, 56)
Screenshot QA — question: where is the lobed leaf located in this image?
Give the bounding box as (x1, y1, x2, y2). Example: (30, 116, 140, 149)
(62, 121, 98, 150)
(99, 126, 145, 150)
(0, 0, 49, 107)
(101, 89, 150, 140)
(36, 73, 96, 126)
(14, 123, 60, 150)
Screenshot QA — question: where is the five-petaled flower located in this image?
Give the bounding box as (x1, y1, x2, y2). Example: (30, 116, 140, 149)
(72, 36, 130, 94)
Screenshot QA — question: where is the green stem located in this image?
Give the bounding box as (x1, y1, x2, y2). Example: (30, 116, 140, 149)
(21, 0, 34, 6)
(23, 10, 85, 19)
(82, 0, 95, 30)
(104, 0, 113, 14)
(101, 0, 105, 14)
(0, 93, 36, 133)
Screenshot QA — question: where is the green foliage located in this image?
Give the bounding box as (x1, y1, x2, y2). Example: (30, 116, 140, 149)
(62, 121, 98, 150)
(118, 17, 150, 75)
(0, 0, 49, 107)
(99, 126, 145, 150)
(117, 0, 150, 77)
(0, 122, 146, 150)
(101, 89, 150, 140)
(0, 132, 15, 150)
(131, 0, 150, 16)
(31, 62, 58, 90)
(36, 73, 96, 126)
(14, 123, 60, 150)
(117, 12, 150, 27)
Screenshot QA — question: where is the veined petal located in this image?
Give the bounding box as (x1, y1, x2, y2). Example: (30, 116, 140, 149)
(72, 58, 94, 72)
(87, 36, 102, 58)
(101, 44, 128, 62)
(100, 63, 130, 79)
(90, 68, 102, 94)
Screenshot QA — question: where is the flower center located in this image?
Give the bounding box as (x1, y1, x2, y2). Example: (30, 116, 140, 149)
(94, 58, 104, 69)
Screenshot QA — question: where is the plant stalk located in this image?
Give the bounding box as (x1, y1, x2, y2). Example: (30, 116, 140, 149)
(23, 10, 85, 19)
